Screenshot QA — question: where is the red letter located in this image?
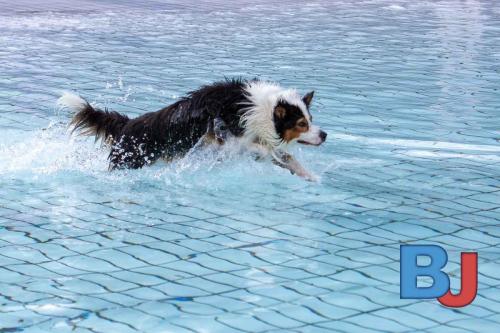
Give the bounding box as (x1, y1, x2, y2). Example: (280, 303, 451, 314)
(438, 252, 478, 307)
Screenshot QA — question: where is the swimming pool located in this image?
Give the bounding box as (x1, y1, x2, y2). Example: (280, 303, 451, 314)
(1, 0, 499, 332)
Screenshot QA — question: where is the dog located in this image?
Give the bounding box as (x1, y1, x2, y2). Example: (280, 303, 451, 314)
(58, 78, 327, 180)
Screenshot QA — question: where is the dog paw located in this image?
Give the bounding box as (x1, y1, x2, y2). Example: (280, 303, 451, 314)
(295, 170, 319, 182)
(304, 173, 319, 182)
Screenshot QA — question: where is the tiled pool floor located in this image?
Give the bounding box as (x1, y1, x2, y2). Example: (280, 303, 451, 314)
(0, 0, 499, 332)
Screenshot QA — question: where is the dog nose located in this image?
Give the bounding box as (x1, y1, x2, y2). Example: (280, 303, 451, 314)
(319, 130, 327, 141)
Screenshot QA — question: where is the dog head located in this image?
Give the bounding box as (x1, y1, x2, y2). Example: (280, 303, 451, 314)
(241, 81, 327, 148)
(273, 91, 327, 146)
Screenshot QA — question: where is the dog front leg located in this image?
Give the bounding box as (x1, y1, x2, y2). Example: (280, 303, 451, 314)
(195, 117, 232, 148)
(273, 151, 318, 182)
(213, 117, 230, 144)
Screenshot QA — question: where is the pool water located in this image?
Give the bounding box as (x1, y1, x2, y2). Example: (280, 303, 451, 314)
(1, 0, 499, 332)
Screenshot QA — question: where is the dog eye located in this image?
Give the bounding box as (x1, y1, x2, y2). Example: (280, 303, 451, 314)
(298, 121, 307, 127)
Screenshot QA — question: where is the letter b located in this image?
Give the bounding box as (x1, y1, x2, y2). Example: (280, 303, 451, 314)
(400, 245, 450, 299)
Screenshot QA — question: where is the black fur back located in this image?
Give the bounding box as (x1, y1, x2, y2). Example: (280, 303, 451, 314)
(70, 78, 250, 170)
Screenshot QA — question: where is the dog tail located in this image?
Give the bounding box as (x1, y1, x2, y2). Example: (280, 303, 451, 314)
(58, 92, 129, 142)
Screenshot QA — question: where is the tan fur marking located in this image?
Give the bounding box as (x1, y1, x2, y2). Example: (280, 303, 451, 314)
(282, 117, 309, 143)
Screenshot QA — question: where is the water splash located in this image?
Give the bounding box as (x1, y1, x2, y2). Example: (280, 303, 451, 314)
(0, 119, 324, 192)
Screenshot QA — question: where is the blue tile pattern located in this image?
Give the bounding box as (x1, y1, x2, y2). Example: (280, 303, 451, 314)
(0, 0, 499, 332)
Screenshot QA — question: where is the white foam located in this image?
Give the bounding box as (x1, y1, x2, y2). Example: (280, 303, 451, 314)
(0, 122, 109, 176)
(332, 133, 500, 152)
(401, 150, 500, 162)
(386, 4, 406, 11)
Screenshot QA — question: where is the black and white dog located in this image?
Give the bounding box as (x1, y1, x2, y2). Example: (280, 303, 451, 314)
(58, 78, 327, 180)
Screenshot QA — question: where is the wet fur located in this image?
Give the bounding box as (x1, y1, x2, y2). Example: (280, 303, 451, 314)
(60, 78, 325, 179)
(69, 79, 248, 169)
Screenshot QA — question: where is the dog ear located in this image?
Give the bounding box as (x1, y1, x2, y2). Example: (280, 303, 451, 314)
(302, 91, 314, 108)
(274, 105, 287, 119)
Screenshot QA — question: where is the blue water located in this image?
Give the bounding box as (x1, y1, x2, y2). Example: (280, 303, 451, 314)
(1, 0, 499, 332)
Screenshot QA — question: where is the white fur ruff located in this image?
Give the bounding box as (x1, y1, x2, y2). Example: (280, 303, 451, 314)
(239, 81, 309, 150)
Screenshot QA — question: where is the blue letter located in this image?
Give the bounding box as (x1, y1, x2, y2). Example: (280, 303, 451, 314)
(400, 245, 450, 299)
